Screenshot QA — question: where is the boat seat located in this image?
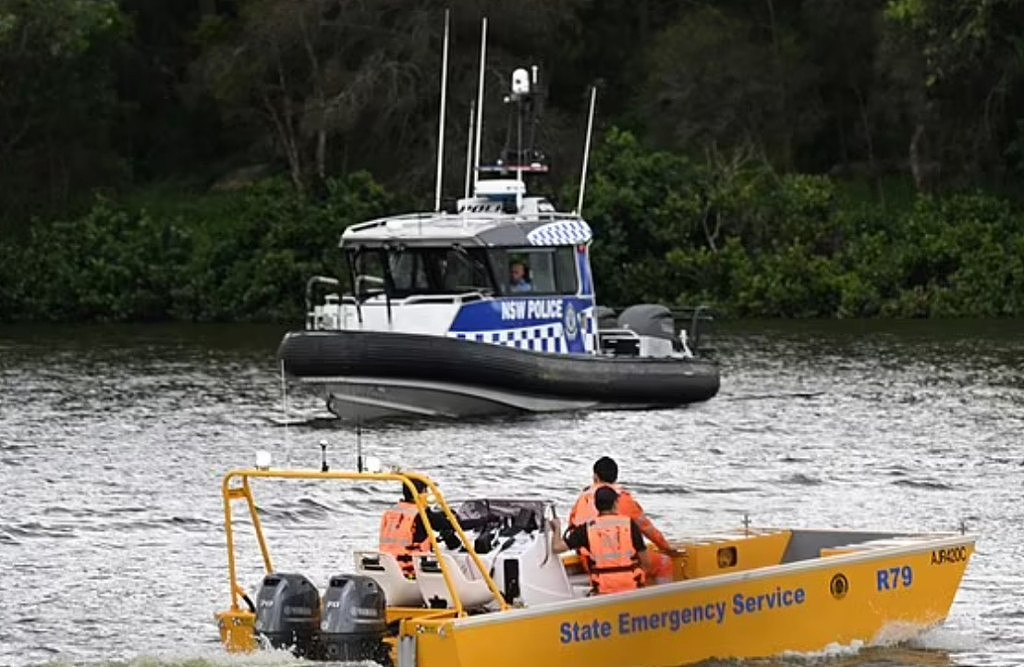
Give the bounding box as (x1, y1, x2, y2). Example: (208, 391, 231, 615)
(353, 551, 425, 607)
(414, 552, 496, 610)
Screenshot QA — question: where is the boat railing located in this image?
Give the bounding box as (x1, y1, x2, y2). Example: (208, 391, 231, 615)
(218, 468, 509, 624)
(306, 290, 493, 330)
(345, 209, 584, 234)
(305, 275, 341, 320)
(671, 305, 715, 357)
(597, 328, 692, 358)
(305, 276, 355, 330)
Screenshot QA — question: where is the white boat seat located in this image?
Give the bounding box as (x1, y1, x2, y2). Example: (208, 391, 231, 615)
(353, 551, 425, 607)
(414, 552, 496, 610)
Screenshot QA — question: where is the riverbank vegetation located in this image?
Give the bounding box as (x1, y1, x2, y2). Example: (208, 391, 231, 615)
(2, 0, 1024, 322)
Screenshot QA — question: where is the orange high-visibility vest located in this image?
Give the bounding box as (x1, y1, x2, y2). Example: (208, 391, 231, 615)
(570, 483, 673, 553)
(569, 482, 624, 527)
(585, 515, 645, 594)
(379, 501, 427, 555)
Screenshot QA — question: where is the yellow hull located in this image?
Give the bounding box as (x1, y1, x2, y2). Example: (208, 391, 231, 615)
(403, 533, 973, 667)
(211, 468, 975, 667)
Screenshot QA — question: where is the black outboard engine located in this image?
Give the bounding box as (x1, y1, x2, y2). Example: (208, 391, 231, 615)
(615, 304, 681, 357)
(617, 304, 676, 341)
(595, 305, 618, 330)
(322, 574, 390, 665)
(254, 573, 321, 658)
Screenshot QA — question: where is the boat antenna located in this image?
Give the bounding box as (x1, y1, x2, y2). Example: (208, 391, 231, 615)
(576, 84, 598, 216)
(433, 8, 450, 212)
(356, 420, 363, 473)
(472, 17, 487, 192)
(280, 359, 290, 467)
(320, 439, 329, 472)
(464, 99, 474, 199)
(516, 73, 524, 191)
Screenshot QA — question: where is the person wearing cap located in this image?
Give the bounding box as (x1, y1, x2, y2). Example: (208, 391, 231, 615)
(550, 486, 650, 594)
(568, 456, 681, 584)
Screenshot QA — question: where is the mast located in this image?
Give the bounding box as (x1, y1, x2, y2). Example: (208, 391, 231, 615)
(576, 85, 598, 216)
(464, 100, 475, 199)
(472, 17, 487, 192)
(433, 9, 451, 212)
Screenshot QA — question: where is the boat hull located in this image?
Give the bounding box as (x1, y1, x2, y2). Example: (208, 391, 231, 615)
(404, 536, 973, 667)
(278, 330, 720, 421)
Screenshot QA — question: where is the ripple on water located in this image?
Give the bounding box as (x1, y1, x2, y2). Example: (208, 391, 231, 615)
(0, 320, 1022, 667)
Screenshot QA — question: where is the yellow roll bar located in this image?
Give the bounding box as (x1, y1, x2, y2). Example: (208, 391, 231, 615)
(221, 468, 509, 617)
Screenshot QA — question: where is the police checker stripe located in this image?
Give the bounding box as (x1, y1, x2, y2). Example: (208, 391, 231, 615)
(583, 312, 597, 351)
(448, 308, 598, 354)
(450, 324, 568, 353)
(526, 219, 593, 246)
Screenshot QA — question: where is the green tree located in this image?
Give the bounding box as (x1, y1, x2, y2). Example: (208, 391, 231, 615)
(883, 0, 1024, 190)
(0, 0, 126, 229)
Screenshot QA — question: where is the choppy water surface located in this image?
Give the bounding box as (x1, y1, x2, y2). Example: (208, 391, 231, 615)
(0, 320, 1021, 667)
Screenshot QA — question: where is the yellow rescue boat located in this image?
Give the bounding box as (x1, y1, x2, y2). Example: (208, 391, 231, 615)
(215, 465, 975, 667)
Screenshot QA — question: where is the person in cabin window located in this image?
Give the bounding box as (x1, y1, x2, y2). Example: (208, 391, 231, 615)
(509, 260, 532, 292)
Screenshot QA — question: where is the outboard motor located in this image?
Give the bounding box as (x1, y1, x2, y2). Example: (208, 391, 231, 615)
(321, 574, 390, 665)
(254, 573, 321, 658)
(617, 304, 679, 357)
(595, 305, 618, 330)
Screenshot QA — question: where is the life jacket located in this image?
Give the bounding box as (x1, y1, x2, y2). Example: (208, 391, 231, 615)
(585, 515, 645, 594)
(569, 482, 623, 528)
(379, 501, 428, 556)
(570, 482, 673, 553)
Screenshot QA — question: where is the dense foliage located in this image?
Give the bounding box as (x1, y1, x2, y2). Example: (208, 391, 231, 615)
(2, 0, 1024, 321)
(0, 173, 397, 322)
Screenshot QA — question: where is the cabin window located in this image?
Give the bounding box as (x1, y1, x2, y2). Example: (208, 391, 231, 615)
(494, 246, 578, 296)
(349, 247, 496, 298)
(349, 248, 388, 299)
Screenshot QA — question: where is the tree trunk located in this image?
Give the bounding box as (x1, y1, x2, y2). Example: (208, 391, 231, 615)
(765, 0, 791, 168)
(300, 12, 328, 182)
(909, 123, 927, 193)
(854, 86, 883, 208)
(270, 39, 304, 193)
(261, 89, 303, 194)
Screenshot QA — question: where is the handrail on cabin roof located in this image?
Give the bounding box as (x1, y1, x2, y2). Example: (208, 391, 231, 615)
(345, 210, 584, 234)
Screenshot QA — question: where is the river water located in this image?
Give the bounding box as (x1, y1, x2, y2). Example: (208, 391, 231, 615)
(0, 320, 1021, 667)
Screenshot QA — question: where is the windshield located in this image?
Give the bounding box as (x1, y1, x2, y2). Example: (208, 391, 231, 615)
(349, 247, 496, 299)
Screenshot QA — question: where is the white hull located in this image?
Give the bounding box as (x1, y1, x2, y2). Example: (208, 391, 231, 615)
(297, 376, 603, 421)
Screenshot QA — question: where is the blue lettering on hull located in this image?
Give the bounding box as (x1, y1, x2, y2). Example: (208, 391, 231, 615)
(732, 587, 806, 615)
(558, 586, 807, 644)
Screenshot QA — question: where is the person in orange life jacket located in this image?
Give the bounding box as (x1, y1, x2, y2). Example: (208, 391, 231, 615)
(379, 479, 453, 578)
(379, 479, 485, 578)
(550, 486, 650, 594)
(568, 456, 681, 584)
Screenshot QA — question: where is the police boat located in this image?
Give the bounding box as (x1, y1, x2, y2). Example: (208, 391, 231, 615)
(215, 451, 976, 667)
(276, 29, 720, 422)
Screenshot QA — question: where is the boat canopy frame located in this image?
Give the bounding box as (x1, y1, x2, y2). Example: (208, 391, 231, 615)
(339, 210, 589, 249)
(220, 468, 510, 619)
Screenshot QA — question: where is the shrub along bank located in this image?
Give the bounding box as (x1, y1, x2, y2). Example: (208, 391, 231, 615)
(2, 130, 1022, 323)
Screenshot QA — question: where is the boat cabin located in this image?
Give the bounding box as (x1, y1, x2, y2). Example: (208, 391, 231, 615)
(307, 178, 602, 355)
